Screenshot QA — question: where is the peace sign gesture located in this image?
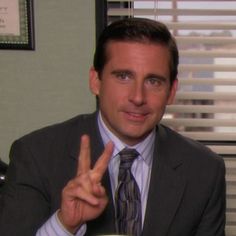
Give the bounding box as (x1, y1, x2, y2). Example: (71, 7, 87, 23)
(58, 134, 114, 234)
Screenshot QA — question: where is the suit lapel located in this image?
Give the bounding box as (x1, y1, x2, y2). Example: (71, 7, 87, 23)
(142, 125, 186, 236)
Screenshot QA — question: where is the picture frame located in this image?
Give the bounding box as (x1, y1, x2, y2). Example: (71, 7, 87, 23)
(0, 0, 35, 50)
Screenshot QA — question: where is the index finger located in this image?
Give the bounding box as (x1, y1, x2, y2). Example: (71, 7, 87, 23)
(77, 134, 91, 176)
(92, 141, 114, 183)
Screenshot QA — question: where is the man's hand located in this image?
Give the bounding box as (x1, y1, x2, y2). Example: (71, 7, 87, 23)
(58, 134, 114, 233)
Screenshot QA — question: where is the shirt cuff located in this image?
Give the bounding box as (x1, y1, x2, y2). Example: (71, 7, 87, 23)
(36, 210, 86, 236)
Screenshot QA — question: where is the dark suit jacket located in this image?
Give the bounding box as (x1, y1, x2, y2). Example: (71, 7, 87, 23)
(0, 112, 225, 236)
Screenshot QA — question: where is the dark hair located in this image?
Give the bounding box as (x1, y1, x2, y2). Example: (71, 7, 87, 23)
(93, 17, 179, 86)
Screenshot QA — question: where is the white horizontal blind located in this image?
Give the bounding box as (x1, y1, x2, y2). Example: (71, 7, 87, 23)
(106, 1, 236, 235)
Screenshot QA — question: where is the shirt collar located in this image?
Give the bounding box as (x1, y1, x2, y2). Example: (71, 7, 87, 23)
(97, 111, 155, 166)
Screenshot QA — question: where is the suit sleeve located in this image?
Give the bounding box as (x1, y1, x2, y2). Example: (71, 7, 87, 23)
(0, 139, 51, 236)
(195, 157, 226, 236)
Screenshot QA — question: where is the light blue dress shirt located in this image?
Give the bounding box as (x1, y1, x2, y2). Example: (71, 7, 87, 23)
(36, 112, 155, 235)
(98, 112, 155, 225)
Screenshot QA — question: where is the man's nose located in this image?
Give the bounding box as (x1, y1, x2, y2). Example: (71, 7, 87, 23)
(128, 82, 146, 106)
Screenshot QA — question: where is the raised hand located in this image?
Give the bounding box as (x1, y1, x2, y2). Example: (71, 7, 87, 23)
(58, 134, 114, 233)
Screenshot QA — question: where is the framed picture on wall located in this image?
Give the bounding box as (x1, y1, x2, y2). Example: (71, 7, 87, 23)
(0, 0, 34, 50)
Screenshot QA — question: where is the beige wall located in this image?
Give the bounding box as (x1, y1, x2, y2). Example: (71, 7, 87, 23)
(0, 1, 96, 163)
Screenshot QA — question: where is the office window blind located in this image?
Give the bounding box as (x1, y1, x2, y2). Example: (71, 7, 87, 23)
(105, 1, 236, 235)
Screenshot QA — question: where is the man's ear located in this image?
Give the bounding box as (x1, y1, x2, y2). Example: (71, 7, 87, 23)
(89, 67, 100, 96)
(167, 78, 178, 105)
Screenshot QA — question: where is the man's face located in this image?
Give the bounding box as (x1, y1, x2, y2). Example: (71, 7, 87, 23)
(90, 41, 177, 146)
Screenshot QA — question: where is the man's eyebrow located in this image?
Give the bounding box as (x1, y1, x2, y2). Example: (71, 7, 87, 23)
(111, 69, 134, 75)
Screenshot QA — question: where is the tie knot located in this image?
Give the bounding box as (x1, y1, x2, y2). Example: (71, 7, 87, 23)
(119, 148, 139, 169)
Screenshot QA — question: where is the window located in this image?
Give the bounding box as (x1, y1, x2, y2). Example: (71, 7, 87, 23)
(96, 1, 236, 234)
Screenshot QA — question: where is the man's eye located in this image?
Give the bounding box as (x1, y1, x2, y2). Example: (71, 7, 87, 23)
(117, 72, 130, 80)
(147, 78, 162, 86)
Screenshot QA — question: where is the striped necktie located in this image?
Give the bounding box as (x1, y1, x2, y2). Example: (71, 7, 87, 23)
(115, 148, 142, 236)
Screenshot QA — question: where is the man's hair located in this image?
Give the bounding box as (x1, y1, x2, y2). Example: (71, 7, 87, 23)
(93, 17, 179, 86)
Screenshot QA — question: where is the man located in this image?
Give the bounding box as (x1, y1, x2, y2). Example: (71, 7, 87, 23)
(0, 18, 225, 236)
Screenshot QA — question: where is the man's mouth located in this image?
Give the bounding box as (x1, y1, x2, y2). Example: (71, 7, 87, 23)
(124, 111, 148, 122)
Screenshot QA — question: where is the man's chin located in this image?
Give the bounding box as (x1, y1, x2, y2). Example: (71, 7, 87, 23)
(119, 129, 151, 145)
